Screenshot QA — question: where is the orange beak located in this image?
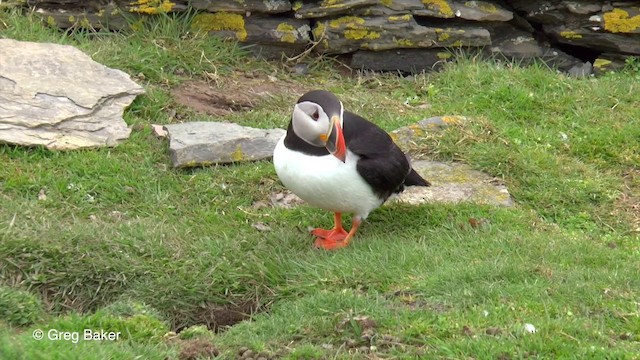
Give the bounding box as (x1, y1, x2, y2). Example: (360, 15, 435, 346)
(320, 115, 346, 162)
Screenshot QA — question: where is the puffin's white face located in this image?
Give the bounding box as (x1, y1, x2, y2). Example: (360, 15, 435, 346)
(290, 90, 347, 162)
(291, 101, 332, 147)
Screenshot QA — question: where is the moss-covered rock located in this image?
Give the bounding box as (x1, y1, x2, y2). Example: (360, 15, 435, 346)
(35, 7, 132, 31)
(17, 0, 640, 75)
(128, 0, 177, 14)
(294, 0, 378, 19)
(314, 14, 490, 54)
(603, 7, 640, 34)
(545, 25, 640, 55)
(191, 12, 248, 41)
(593, 53, 632, 75)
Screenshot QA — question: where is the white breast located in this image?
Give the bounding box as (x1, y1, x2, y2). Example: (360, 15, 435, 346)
(273, 136, 383, 219)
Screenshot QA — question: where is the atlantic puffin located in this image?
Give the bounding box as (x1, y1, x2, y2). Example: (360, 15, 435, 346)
(273, 90, 430, 250)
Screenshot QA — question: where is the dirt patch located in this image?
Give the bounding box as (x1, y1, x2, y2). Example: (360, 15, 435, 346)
(171, 72, 305, 116)
(615, 169, 640, 232)
(386, 290, 451, 312)
(177, 338, 220, 360)
(251, 190, 305, 210)
(188, 301, 258, 333)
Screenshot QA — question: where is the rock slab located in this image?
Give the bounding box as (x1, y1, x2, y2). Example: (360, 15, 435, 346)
(0, 39, 143, 150)
(268, 160, 513, 208)
(393, 161, 513, 207)
(164, 122, 285, 167)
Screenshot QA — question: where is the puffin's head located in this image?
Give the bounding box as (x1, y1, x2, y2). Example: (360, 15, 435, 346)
(292, 90, 347, 162)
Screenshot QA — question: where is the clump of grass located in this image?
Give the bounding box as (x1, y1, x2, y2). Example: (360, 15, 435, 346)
(46, 304, 169, 342)
(0, 286, 45, 326)
(406, 58, 640, 233)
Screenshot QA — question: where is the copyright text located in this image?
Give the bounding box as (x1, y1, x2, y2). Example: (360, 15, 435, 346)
(32, 328, 121, 344)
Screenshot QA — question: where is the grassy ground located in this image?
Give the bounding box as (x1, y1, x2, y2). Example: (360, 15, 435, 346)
(1, 8, 639, 360)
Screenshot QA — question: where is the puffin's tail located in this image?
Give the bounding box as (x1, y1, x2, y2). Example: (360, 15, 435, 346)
(404, 168, 430, 187)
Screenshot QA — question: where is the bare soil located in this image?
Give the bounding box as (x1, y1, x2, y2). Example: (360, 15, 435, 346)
(171, 72, 305, 116)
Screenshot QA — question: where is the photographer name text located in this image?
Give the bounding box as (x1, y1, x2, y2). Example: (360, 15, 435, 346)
(32, 328, 121, 343)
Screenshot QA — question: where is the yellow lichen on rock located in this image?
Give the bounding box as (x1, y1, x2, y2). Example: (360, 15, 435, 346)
(465, 1, 497, 13)
(46, 15, 56, 26)
(388, 14, 412, 22)
(593, 58, 612, 69)
(231, 146, 245, 162)
(435, 28, 450, 41)
(603, 8, 640, 33)
(79, 16, 91, 28)
(437, 51, 452, 59)
(380, 0, 393, 6)
(345, 29, 380, 40)
(320, 0, 352, 9)
(313, 22, 326, 39)
(560, 30, 582, 39)
(191, 12, 248, 41)
(422, 0, 454, 17)
(441, 115, 463, 124)
(451, 40, 463, 46)
(395, 38, 414, 47)
(329, 16, 365, 28)
(128, 0, 175, 14)
(408, 124, 426, 137)
(328, 16, 380, 41)
(292, 1, 302, 11)
(276, 23, 297, 43)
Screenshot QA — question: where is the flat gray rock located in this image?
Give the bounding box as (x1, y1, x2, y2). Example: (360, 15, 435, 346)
(389, 117, 513, 206)
(164, 121, 285, 168)
(269, 160, 513, 208)
(351, 48, 455, 73)
(191, 0, 291, 13)
(392, 160, 513, 207)
(0, 39, 143, 150)
(314, 15, 490, 54)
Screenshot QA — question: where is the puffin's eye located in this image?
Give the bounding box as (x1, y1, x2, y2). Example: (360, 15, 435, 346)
(311, 110, 319, 120)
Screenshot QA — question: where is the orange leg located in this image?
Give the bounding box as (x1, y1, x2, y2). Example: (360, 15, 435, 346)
(311, 213, 348, 240)
(314, 216, 361, 250)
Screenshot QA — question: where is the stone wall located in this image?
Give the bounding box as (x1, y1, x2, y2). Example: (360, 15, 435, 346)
(23, 1, 640, 75)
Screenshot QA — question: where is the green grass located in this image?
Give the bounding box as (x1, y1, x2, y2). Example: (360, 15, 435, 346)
(1, 7, 639, 359)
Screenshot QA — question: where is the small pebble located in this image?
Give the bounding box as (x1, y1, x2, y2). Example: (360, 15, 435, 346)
(242, 350, 255, 359)
(292, 63, 309, 75)
(524, 323, 537, 333)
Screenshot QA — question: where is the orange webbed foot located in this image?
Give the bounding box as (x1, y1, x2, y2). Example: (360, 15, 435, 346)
(314, 236, 350, 250)
(311, 227, 348, 241)
(311, 214, 362, 251)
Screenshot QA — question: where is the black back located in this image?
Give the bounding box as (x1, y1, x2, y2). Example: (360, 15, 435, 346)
(284, 110, 430, 201)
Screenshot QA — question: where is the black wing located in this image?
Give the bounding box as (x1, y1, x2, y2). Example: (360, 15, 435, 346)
(343, 111, 429, 200)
